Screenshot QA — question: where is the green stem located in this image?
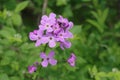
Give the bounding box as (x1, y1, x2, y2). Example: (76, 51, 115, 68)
(43, 43, 48, 52)
(34, 44, 48, 80)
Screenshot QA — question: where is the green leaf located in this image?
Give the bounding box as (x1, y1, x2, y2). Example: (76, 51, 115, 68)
(15, 1, 29, 13)
(63, 5, 73, 17)
(56, 0, 67, 6)
(91, 11, 98, 19)
(71, 25, 82, 34)
(90, 66, 98, 76)
(102, 8, 109, 23)
(11, 13, 22, 26)
(0, 74, 9, 80)
(11, 61, 19, 71)
(0, 57, 11, 66)
(10, 77, 20, 80)
(87, 19, 103, 33)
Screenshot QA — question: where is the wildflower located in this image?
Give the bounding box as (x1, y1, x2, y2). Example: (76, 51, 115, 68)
(39, 13, 56, 32)
(29, 29, 47, 47)
(28, 65, 37, 74)
(44, 34, 57, 48)
(29, 13, 73, 49)
(67, 53, 76, 67)
(56, 30, 73, 42)
(40, 51, 57, 67)
(57, 16, 69, 28)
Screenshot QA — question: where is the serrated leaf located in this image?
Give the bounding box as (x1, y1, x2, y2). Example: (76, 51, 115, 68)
(15, 1, 29, 13)
(91, 11, 98, 19)
(87, 19, 103, 33)
(102, 8, 109, 23)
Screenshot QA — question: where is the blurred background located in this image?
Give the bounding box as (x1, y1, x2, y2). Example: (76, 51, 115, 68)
(0, 0, 120, 80)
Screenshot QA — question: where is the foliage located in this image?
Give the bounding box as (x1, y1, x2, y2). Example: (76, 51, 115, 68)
(0, 0, 120, 80)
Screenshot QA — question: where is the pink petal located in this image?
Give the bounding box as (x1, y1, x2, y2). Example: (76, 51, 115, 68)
(48, 51, 55, 58)
(39, 25, 45, 31)
(49, 39, 56, 48)
(37, 29, 43, 36)
(42, 15, 48, 20)
(49, 58, 57, 66)
(64, 31, 73, 38)
(64, 41, 71, 48)
(41, 59, 48, 67)
(49, 13, 56, 18)
(29, 32, 37, 41)
(40, 52, 47, 59)
(41, 37, 49, 44)
(35, 40, 42, 47)
(47, 27, 53, 32)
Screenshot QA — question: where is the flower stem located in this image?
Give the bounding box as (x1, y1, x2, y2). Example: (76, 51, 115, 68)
(43, 43, 48, 52)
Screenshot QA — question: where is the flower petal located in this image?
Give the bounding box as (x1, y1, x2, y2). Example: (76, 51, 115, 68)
(35, 39, 42, 47)
(42, 15, 48, 20)
(41, 59, 48, 67)
(64, 31, 73, 38)
(37, 29, 43, 36)
(49, 39, 56, 48)
(49, 13, 56, 18)
(49, 58, 57, 66)
(39, 25, 46, 31)
(29, 32, 37, 41)
(41, 37, 49, 44)
(48, 51, 55, 58)
(47, 27, 53, 32)
(64, 41, 71, 48)
(40, 52, 47, 59)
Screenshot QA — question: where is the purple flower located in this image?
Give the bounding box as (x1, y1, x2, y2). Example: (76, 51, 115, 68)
(40, 51, 57, 67)
(29, 13, 74, 49)
(39, 13, 56, 32)
(57, 16, 73, 31)
(28, 65, 37, 74)
(57, 16, 69, 28)
(60, 40, 71, 50)
(56, 30, 73, 42)
(45, 34, 57, 48)
(52, 23, 61, 34)
(29, 29, 48, 47)
(67, 53, 76, 67)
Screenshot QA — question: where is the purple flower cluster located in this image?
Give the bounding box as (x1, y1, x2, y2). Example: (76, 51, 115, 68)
(28, 13, 76, 74)
(29, 13, 73, 49)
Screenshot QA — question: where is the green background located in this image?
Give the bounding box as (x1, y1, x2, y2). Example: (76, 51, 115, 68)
(0, 0, 120, 80)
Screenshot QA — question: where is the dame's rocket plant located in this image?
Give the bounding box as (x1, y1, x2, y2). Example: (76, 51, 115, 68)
(28, 13, 76, 74)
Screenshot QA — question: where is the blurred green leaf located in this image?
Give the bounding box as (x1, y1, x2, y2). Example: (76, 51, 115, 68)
(10, 77, 20, 80)
(87, 19, 103, 33)
(0, 74, 9, 80)
(15, 1, 29, 13)
(0, 57, 10, 66)
(11, 13, 22, 26)
(102, 8, 109, 23)
(63, 5, 73, 17)
(56, 0, 67, 6)
(11, 61, 19, 71)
